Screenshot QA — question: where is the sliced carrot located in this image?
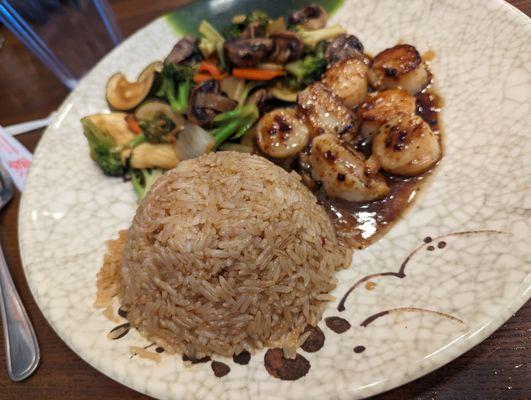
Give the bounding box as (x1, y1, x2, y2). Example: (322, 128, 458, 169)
(194, 73, 213, 83)
(194, 72, 228, 83)
(198, 58, 223, 78)
(125, 114, 142, 134)
(232, 68, 285, 81)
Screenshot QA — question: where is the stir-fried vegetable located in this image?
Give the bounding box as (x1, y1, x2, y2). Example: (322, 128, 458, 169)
(174, 122, 216, 160)
(162, 64, 195, 114)
(198, 20, 226, 69)
(131, 168, 163, 202)
(285, 53, 327, 88)
(223, 10, 271, 39)
(83, 5, 359, 199)
(194, 58, 228, 82)
(211, 104, 259, 148)
(82, 118, 126, 177)
(135, 101, 184, 140)
(125, 114, 142, 134)
(299, 24, 346, 48)
(232, 68, 285, 80)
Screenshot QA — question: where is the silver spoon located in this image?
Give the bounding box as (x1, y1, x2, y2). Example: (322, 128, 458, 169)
(0, 165, 40, 381)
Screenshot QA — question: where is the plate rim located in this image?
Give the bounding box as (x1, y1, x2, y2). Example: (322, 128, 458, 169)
(17, 0, 531, 398)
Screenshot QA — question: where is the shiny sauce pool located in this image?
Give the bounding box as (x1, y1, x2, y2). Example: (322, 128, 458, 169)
(316, 87, 443, 248)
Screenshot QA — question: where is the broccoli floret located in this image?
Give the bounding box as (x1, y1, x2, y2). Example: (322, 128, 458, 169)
(222, 10, 270, 40)
(299, 24, 346, 48)
(223, 24, 244, 40)
(285, 54, 327, 88)
(82, 118, 125, 177)
(285, 42, 328, 89)
(139, 114, 177, 143)
(210, 104, 259, 148)
(246, 10, 270, 25)
(131, 168, 164, 202)
(162, 64, 194, 114)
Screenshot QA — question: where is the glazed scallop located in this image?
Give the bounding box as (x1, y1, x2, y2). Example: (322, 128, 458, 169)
(297, 82, 356, 137)
(372, 114, 441, 176)
(322, 57, 369, 108)
(368, 44, 430, 95)
(359, 89, 417, 141)
(256, 108, 310, 158)
(310, 134, 390, 202)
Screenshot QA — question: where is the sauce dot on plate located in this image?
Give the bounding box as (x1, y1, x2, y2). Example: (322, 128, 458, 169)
(211, 361, 231, 378)
(353, 345, 366, 354)
(233, 350, 251, 365)
(301, 326, 325, 353)
(325, 316, 351, 334)
(264, 349, 310, 381)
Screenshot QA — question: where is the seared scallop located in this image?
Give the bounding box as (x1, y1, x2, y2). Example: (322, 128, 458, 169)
(322, 57, 369, 108)
(256, 108, 310, 158)
(368, 44, 430, 95)
(359, 89, 416, 141)
(297, 82, 356, 137)
(310, 134, 390, 202)
(372, 114, 441, 176)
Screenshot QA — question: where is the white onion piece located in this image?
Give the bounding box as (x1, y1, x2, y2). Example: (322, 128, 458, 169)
(174, 122, 215, 160)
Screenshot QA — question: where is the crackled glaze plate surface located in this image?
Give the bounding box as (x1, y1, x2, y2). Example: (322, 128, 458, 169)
(19, 0, 531, 399)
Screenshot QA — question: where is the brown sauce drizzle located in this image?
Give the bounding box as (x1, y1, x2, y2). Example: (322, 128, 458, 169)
(360, 307, 465, 327)
(317, 87, 442, 248)
(318, 173, 427, 248)
(338, 230, 507, 312)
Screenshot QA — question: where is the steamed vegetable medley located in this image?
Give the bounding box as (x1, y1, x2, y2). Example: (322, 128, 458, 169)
(82, 4, 441, 203)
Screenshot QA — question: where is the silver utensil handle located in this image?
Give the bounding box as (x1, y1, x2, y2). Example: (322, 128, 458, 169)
(0, 245, 40, 381)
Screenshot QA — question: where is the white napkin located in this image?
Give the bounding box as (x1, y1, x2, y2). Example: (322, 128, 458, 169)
(0, 125, 33, 191)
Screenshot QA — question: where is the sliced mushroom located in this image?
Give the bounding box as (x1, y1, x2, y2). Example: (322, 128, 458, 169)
(246, 88, 273, 114)
(269, 31, 304, 64)
(106, 62, 162, 111)
(288, 4, 327, 30)
(134, 101, 185, 142)
(241, 21, 267, 38)
(188, 80, 237, 127)
(325, 34, 365, 65)
(256, 108, 310, 158)
(224, 38, 274, 67)
(164, 35, 200, 65)
(271, 83, 298, 103)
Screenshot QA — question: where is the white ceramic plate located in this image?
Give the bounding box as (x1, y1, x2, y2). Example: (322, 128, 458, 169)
(19, 0, 531, 398)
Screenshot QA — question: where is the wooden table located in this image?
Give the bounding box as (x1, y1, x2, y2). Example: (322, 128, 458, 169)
(0, 1, 529, 398)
